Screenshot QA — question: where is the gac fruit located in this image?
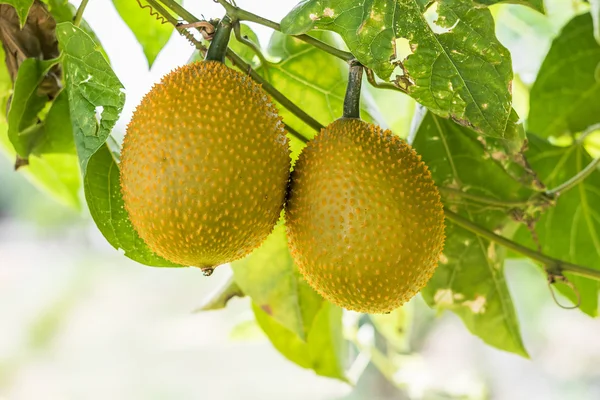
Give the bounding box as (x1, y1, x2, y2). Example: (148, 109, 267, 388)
(286, 118, 445, 313)
(121, 61, 290, 269)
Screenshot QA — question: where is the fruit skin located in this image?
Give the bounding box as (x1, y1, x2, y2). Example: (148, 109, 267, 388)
(120, 61, 291, 268)
(286, 118, 445, 313)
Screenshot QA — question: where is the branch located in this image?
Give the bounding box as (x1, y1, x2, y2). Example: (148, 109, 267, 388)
(214, 0, 354, 61)
(226, 49, 322, 136)
(438, 187, 535, 208)
(233, 21, 271, 80)
(444, 208, 600, 281)
(546, 156, 600, 196)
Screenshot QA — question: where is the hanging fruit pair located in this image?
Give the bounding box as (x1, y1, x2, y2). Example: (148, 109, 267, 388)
(120, 16, 445, 313)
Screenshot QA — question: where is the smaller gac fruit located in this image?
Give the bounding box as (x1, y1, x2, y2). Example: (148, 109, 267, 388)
(286, 118, 445, 313)
(120, 61, 291, 269)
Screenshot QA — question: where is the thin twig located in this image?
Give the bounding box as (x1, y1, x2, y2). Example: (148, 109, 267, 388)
(284, 123, 309, 144)
(438, 187, 532, 208)
(444, 208, 600, 280)
(215, 0, 354, 61)
(546, 156, 600, 196)
(233, 21, 271, 80)
(577, 123, 600, 144)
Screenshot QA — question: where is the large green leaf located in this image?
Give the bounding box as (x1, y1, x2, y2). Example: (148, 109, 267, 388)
(232, 224, 323, 341)
(7, 57, 57, 157)
(85, 142, 182, 267)
(253, 301, 347, 381)
(0, 0, 34, 26)
(281, 0, 517, 144)
(413, 112, 530, 356)
(56, 22, 125, 173)
(529, 13, 600, 138)
(112, 0, 176, 67)
(515, 136, 600, 316)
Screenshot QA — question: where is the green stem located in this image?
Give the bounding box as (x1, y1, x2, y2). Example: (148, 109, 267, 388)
(226, 49, 322, 136)
(444, 208, 600, 280)
(215, 0, 354, 61)
(546, 156, 600, 196)
(206, 16, 233, 62)
(284, 123, 309, 144)
(73, 0, 89, 27)
(438, 187, 531, 208)
(343, 61, 363, 119)
(233, 21, 271, 80)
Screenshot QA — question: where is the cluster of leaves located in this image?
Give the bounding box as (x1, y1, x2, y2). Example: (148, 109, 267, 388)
(2, 0, 600, 384)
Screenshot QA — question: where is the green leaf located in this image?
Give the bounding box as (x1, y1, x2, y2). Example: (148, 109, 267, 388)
(84, 142, 183, 267)
(56, 21, 125, 173)
(413, 112, 530, 356)
(33, 90, 76, 155)
(591, 0, 600, 45)
(515, 136, 600, 316)
(0, 0, 34, 26)
(253, 301, 347, 381)
(281, 1, 516, 143)
(112, 0, 176, 67)
(232, 224, 323, 341)
(7, 57, 58, 157)
(529, 13, 600, 138)
(46, 0, 108, 61)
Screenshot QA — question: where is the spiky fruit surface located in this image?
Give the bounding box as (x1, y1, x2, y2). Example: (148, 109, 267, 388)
(286, 118, 445, 313)
(121, 61, 290, 268)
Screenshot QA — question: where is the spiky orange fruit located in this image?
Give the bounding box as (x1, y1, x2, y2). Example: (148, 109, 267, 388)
(286, 118, 445, 313)
(121, 61, 290, 268)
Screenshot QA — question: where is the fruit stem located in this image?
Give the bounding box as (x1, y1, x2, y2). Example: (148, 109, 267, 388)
(205, 16, 234, 63)
(73, 0, 90, 27)
(444, 208, 600, 281)
(343, 61, 363, 119)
